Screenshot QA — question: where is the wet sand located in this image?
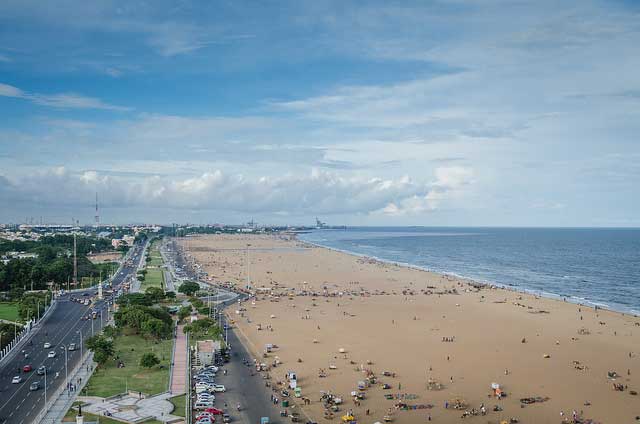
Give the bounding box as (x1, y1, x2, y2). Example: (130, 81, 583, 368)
(180, 234, 640, 423)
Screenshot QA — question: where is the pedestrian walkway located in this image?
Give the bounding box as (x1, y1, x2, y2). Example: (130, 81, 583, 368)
(38, 351, 96, 423)
(79, 391, 182, 423)
(170, 324, 187, 395)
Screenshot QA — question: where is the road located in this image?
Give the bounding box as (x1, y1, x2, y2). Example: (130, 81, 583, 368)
(0, 242, 146, 424)
(164, 238, 290, 423)
(215, 310, 288, 424)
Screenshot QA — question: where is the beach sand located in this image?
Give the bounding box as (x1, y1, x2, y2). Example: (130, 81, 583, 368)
(180, 234, 640, 423)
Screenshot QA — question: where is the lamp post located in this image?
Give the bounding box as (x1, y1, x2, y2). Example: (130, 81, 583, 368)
(43, 365, 47, 411)
(245, 244, 251, 290)
(60, 345, 69, 396)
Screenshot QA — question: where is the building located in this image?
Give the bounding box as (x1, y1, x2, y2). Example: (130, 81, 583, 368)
(196, 339, 222, 366)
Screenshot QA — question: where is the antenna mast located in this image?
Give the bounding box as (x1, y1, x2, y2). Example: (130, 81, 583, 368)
(95, 192, 99, 226)
(73, 232, 78, 288)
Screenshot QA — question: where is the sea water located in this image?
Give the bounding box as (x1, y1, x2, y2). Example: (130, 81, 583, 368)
(299, 227, 640, 315)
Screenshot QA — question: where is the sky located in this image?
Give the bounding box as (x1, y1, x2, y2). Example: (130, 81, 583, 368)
(1, 0, 639, 227)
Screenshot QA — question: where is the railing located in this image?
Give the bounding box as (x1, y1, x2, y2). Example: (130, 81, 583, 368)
(0, 299, 57, 365)
(35, 350, 93, 423)
(186, 332, 192, 424)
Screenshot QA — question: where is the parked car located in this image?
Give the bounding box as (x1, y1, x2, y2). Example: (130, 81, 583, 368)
(194, 402, 214, 410)
(211, 384, 226, 392)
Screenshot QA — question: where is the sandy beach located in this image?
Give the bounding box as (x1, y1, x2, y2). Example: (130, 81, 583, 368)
(180, 234, 639, 423)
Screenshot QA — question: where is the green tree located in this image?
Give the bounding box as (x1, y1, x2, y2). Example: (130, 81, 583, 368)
(165, 291, 176, 299)
(141, 317, 171, 339)
(177, 305, 192, 321)
(139, 352, 160, 368)
(145, 287, 165, 303)
(178, 281, 200, 296)
(86, 334, 115, 364)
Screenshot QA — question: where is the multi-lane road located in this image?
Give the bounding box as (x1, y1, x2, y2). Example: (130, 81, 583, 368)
(0, 242, 146, 424)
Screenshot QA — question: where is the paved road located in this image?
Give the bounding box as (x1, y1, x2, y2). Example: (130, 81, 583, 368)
(0, 242, 145, 424)
(216, 311, 286, 424)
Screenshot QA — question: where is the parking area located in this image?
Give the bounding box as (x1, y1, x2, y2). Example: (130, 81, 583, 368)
(189, 316, 286, 424)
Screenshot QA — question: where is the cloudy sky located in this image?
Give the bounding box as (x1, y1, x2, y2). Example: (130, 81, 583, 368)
(1, 0, 639, 226)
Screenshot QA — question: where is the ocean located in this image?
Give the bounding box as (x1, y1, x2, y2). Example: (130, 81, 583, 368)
(298, 227, 640, 315)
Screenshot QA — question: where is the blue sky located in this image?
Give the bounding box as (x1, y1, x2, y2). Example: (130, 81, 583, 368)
(1, 0, 639, 226)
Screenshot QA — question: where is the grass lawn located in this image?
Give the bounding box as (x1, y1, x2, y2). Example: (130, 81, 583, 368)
(169, 394, 186, 417)
(141, 268, 164, 290)
(63, 408, 163, 424)
(62, 409, 124, 423)
(84, 333, 173, 398)
(0, 302, 19, 322)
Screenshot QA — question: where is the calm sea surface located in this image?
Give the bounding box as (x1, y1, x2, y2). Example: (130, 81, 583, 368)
(298, 227, 640, 314)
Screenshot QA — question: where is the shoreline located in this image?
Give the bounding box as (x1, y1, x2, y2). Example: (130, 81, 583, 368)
(297, 234, 639, 317)
(181, 234, 640, 424)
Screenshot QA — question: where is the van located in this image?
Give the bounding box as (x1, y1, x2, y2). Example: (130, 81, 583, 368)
(194, 401, 214, 410)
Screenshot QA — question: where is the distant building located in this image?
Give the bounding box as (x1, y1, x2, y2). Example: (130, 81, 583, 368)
(196, 339, 222, 366)
(111, 234, 135, 249)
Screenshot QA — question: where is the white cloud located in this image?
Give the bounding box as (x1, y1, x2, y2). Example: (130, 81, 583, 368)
(0, 82, 24, 97)
(0, 166, 474, 217)
(0, 81, 129, 111)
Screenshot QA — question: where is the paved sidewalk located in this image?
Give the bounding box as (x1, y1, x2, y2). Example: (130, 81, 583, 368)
(79, 391, 182, 423)
(38, 351, 96, 423)
(170, 324, 187, 395)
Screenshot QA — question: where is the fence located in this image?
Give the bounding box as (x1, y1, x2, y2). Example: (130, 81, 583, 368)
(0, 299, 57, 365)
(35, 350, 94, 423)
(186, 331, 192, 424)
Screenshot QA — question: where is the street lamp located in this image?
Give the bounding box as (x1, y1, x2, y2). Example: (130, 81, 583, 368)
(60, 345, 69, 396)
(43, 365, 48, 411)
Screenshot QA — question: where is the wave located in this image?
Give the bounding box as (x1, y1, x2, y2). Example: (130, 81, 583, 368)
(299, 233, 639, 316)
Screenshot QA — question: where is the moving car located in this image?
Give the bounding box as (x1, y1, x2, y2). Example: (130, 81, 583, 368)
(68, 343, 76, 351)
(48, 351, 56, 358)
(23, 365, 32, 372)
(211, 384, 226, 392)
(37, 365, 47, 375)
(12, 376, 22, 384)
(30, 382, 40, 391)
(222, 414, 231, 423)
(43, 342, 51, 349)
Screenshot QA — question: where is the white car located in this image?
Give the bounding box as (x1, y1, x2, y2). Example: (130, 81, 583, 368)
(195, 386, 213, 394)
(48, 351, 56, 358)
(211, 384, 226, 392)
(194, 401, 214, 410)
(197, 393, 215, 400)
(12, 376, 22, 384)
(43, 342, 51, 349)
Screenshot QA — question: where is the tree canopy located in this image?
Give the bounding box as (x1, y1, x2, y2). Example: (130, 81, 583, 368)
(178, 281, 200, 296)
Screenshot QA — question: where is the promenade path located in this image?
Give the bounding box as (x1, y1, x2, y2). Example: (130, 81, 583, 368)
(170, 324, 187, 395)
